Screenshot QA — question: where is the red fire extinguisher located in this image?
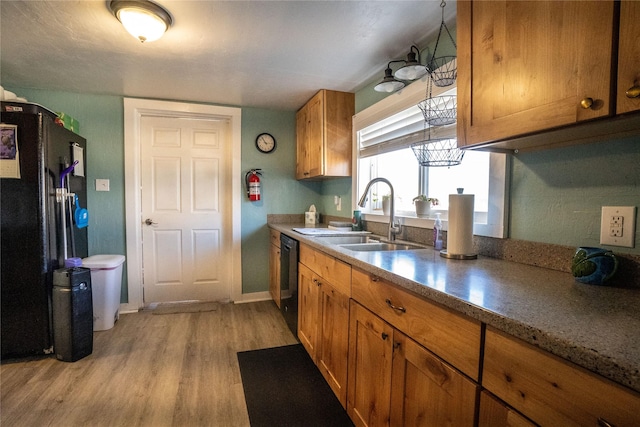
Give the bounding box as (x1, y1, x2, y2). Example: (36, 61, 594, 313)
(245, 169, 262, 201)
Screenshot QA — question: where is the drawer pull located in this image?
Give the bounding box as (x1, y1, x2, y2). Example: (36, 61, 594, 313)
(626, 83, 640, 99)
(580, 97, 594, 109)
(385, 299, 406, 313)
(597, 418, 615, 427)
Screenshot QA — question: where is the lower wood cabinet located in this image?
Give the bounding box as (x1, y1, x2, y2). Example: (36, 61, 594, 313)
(347, 300, 478, 427)
(351, 267, 482, 380)
(297, 244, 351, 407)
(483, 327, 640, 427)
(478, 391, 536, 427)
(268, 230, 281, 307)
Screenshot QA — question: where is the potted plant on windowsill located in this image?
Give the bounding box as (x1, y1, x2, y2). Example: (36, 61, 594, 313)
(412, 195, 438, 217)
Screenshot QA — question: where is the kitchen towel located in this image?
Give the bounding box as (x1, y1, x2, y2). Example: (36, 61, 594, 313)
(447, 194, 475, 256)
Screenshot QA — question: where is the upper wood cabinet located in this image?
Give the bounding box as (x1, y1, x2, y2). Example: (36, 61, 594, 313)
(617, 0, 640, 115)
(296, 90, 354, 180)
(457, 0, 630, 150)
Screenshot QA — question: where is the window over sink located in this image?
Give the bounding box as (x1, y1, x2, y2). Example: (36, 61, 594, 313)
(353, 79, 508, 238)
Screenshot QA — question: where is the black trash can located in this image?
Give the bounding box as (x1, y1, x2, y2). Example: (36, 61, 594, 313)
(52, 268, 93, 362)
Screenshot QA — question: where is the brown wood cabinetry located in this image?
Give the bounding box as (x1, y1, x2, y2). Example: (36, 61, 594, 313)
(268, 229, 281, 307)
(297, 243, 351, 406)
(347, 300, 478, 427)
(478, 391, 535, 427)
(483, 327, 640, 426)
(458, 0, 640, 150)
(351, 267, 481, 380)
(296, 90, 354, 180)
(617, 0, 640, 115)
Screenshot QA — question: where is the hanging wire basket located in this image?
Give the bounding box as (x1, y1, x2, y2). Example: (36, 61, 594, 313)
(427, 56, 457, 87)
(418, 95, 457, 126)
(411, 138, 465, 167)
(426, 1, 457, 87)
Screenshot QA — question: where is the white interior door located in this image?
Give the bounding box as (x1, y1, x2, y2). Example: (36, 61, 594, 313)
(140, 116, 231, 304)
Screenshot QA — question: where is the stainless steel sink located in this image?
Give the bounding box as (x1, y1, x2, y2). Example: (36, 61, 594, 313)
(316, 235, 377, 245)
(338, 242, 423, 252)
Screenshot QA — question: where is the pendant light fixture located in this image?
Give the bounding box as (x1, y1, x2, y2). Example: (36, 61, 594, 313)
(394, 45, 428, 81)
(374, 60, 406, 93)
(110, 0, 173, 43)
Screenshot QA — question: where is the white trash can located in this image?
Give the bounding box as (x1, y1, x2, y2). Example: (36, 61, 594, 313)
(82, 254, 125, 331)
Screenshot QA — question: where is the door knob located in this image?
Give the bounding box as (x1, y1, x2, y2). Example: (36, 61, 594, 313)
(144, 218, 157, 226)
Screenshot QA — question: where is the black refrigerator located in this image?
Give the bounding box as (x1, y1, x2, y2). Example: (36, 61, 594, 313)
(1, 101, 88, 359)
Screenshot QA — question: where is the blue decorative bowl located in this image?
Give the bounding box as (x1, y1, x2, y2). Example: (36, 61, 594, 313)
(571, 247, 618, 285)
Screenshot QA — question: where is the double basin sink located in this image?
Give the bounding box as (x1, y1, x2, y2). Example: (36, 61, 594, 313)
(316, 235, 424, 252)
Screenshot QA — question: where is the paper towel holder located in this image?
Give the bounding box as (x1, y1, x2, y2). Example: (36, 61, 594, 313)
(440, 250, 477, 260)
(439, 188, 477, 260)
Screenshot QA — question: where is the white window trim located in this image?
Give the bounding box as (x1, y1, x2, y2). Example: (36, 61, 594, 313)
(352, 77, 509, 238)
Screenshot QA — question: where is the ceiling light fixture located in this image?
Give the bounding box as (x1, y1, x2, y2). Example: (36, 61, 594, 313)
(374, 61, 406, 93)
(110, 0, 173, 43)
(394, 45, 428, 81)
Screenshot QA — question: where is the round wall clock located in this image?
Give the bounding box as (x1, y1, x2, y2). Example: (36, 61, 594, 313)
(255, 133, 276, 153)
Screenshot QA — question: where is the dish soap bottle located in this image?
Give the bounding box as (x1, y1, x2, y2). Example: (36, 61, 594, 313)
(433, 213, 443, 251)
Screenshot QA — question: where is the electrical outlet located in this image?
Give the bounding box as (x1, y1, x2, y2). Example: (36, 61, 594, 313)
(600, 206, 636, 248)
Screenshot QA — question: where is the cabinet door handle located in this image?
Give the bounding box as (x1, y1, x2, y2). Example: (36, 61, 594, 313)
(381, 332, 389, 340)
(626, 84, 640, 99)
(371, 276, 380, 282)
(312, 278, 321, 286)
(597, 418, 615, 427)
(580, 97, 594, 109)
(385, 299, 406, 313)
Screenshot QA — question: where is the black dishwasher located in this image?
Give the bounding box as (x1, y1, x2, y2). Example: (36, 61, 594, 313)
(279, 234, 299, 337)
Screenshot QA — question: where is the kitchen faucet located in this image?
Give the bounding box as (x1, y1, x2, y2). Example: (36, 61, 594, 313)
(358, 177, 401, 241)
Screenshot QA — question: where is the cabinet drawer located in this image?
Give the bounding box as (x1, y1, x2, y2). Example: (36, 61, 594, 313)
(269, 229, 281, 248)
(483, 327, 640, 427)
(299, 244, 351, 296)
(351, 267, 481, 380)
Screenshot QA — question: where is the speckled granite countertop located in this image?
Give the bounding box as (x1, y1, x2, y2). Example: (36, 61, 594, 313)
(270, 224, 640, 394)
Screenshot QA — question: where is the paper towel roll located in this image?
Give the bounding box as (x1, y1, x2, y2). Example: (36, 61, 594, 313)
(447, 194, 475, 256)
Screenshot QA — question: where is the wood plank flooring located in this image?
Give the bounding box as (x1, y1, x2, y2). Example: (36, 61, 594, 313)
(1, 301, 298, 427)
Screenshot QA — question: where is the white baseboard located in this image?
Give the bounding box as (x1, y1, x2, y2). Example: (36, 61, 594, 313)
(118, 291, 273, 313)
(232, 291, 273, 304)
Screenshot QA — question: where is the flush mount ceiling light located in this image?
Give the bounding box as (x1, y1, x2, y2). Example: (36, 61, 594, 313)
(374, 60, 406, 93)
(110, 0, 173, 43)
(394, 45, 428, 81)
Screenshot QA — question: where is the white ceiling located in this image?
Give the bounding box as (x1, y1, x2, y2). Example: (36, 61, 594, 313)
(1, 0, 456, 111)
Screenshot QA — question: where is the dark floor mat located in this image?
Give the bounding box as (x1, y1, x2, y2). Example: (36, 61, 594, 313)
(237, 344, 354, 427)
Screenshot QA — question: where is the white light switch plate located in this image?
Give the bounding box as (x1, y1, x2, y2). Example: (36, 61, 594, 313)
(600, 206, 636, 248)
(95, 178, 110, 192)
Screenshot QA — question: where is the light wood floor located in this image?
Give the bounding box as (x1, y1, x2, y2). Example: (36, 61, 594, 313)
(1, 301, 298, 427)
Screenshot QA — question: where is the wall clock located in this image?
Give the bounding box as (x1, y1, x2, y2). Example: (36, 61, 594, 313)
(255, 133, 276, 153)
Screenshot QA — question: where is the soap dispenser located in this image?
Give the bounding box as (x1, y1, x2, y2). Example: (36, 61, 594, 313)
(433, 213, 443, 250)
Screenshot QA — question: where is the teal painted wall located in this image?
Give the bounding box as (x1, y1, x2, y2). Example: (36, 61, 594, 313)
(7, 87, 325, 300)
(240, 108, 321, 294)
(9, 88, 129, 294)
(510, 136, 640, 254)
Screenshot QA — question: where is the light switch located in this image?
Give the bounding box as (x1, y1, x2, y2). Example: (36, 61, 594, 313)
(96, 179, 110, 192)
